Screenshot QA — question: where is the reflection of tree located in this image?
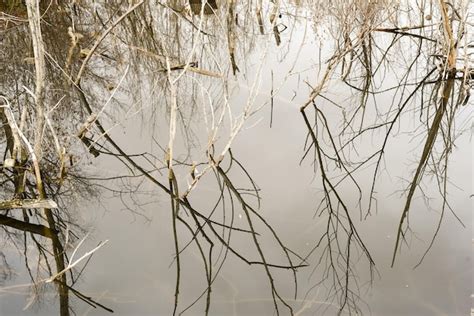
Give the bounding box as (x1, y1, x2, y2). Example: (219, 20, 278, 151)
(0, 0, 471, 315)
(1, 1, 111, 315)
(74, 3, 305, 314)
(298, 0, 471, 313)
(1, 1, 302, 315)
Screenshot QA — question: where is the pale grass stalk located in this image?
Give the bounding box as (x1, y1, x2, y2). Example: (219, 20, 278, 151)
(172, 0, 207, 84)
(0, 97, 43, 195)
(23, 86, 63, 158)
(217, 46, 268, 163)
(166, 57, 178, 168)
(95, 66, 130, 120)
(182, 65, 265, 197)
(0, 235, 107, 308)
(46, 235, 108, 283)
(182, 2, 280, 197)
(45, 97, 65, 157)
(81, 65, 131, 147)
(180, 80, 228, 197)
(74, 1, 145, 85)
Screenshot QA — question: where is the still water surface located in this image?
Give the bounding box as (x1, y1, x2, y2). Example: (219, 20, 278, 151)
(0, 1, 472, 315)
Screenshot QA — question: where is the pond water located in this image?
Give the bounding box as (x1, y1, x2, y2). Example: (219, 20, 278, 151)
(0, 1, 472, 315)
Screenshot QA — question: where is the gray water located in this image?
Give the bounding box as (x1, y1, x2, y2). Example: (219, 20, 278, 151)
(1, 1, 472, 315)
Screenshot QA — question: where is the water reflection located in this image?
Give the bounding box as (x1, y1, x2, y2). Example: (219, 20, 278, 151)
(1, 0, 472, 315)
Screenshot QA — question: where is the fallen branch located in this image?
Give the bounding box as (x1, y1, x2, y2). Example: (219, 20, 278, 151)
(0, 198, 58, 210)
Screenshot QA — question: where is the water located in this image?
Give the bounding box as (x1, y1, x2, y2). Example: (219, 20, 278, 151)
(1, 1, 472, 315)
